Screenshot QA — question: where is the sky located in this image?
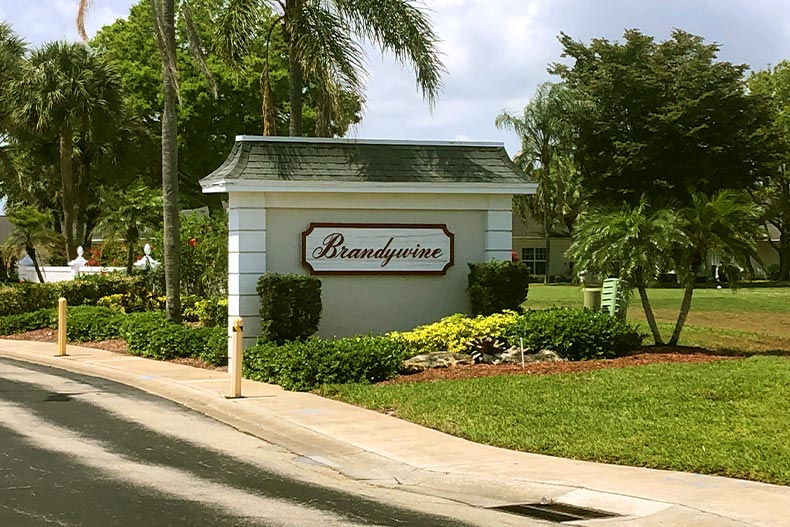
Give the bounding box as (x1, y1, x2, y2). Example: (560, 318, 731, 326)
(2, 0, 790, 157)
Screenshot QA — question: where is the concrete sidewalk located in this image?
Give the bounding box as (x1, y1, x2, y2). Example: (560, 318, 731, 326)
(0, 338, 787, 527)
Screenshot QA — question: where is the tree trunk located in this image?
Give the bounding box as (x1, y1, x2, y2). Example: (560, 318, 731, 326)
(75, 145, 92, 248)
(125, 226, 138, 275)
(59, 132, 76, 260)
(638, 285, 664, 345)
(778, 237, 790, 281)
(285, 0, 303, 136)
(27, 245, 45, 283)
(543, 214, 551, 284)
(669, 284, 695, 346)
(161, 0, 181, 322)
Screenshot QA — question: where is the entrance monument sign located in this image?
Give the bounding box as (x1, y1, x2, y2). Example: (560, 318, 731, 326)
(201, 136, 534, 345)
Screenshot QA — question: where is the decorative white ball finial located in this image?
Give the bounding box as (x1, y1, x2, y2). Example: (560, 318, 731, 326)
(144, 243, 152, 257)
(76, 246, 84, 258)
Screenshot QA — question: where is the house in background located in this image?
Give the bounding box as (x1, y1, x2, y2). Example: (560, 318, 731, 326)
(0, 212, 10, 244)
(511, 209, 573, 280)
(511, 205, 782, 281)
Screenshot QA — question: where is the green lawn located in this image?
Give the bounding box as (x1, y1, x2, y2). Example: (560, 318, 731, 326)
(526, 285, 790, 354)
(527, 284, 790, 313)
(323, 356, 790, 485)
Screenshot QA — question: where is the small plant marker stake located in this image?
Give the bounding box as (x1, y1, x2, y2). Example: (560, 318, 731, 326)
(57, 298, 67, 357)
(520, 337, 524, 368)
(228, 317, 244, 398)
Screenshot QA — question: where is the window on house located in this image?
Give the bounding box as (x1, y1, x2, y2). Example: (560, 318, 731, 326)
(521, 247, 547, 275)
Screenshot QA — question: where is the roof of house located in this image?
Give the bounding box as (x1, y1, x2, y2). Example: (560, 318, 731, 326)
(200, 136, 533, 194)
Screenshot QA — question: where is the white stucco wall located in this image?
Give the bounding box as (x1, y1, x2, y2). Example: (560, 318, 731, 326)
(228, 191, 512, 344)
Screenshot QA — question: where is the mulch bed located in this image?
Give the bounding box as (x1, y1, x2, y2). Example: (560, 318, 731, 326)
(382, 348, 739, 385)
(2, 332, 737, 382)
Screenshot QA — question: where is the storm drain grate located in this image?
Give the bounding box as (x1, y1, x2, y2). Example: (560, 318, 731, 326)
(489, 502, 620, 523)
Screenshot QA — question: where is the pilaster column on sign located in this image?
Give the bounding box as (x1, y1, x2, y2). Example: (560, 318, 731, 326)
(227, 192, 267, 350)
(484, 195, 513, 262)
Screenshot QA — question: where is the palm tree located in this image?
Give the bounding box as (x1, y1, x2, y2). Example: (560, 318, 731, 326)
(78, 0, 217, 322)
(97, 183, 164, 274)
(217, 0, 445, 136)
(566, 198, 685, 345)
(668, 191, 763, 345)
(497, 82, 582, 283)
(4, 205, 63, 283)
(9, 41, 123, 261)
(0, 23, 25, 175)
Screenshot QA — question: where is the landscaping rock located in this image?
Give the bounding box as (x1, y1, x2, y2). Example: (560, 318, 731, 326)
(498, 347, 565, 364)
(403, 352, 474, 372)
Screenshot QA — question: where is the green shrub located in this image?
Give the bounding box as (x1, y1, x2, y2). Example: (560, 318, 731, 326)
(388, 311, 520, 356)
(201, 327, 228, 366)
(0, 283, 57, 316)
(118, 311, 170, 351)
(56, 273, 143, 306)
(183, 297, 228, 327)
(96, 291, 167, 313)
(0, 308, 56, 335)
(467, 261, 531, 315)
(244, 336, 406, 391)
(257, 273, 322, 344)
(0, 273, 146, 317)
(505, 308, 643, 360)
(65, 306, 126, 342)
(118, 311, 227, 364)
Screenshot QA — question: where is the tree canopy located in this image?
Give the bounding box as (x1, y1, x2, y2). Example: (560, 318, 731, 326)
(551, 29, 770, 208)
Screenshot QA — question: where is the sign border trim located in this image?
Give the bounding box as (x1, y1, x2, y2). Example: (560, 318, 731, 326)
(301, 222, 455, 276)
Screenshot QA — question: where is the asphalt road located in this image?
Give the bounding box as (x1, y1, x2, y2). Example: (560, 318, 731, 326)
(0, 357, 484, 527)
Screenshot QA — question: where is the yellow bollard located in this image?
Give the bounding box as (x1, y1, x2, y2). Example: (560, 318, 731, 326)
(228, 317, 244, 398)
(57, 297, 67, 356)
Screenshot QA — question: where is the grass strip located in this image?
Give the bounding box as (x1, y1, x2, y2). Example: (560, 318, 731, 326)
(322, 356, 790, 485)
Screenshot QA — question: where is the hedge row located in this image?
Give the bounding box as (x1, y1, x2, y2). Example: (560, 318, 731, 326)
(0, 306, 227, 367)
(243, 308, 644, 392)
(244, 336, 405, 391)
(390, 307, 643, 361)
(0, 274, 144, 317)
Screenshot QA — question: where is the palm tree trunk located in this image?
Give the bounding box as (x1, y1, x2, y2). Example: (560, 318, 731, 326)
(669, 284, 694, 345)
(125, 226, 138, 275)
(75, 146, 90, 248)
(543, 214, 551, 284)
(638, 285, 663, 345)
(285, 0, 303, 136)
(59, 132, 76, 260)
(161, 0, 181, 322)
(27, 246, 45, 283)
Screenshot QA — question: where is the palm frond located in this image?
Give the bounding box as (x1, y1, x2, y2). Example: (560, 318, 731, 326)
(181, 0, 217, 97)
(291, 3, 367, 114)
(76, 0, 93, 41)
(333, 0, 445, 107)
(149, 0, 181, 104)
(216, 0, 265, 64)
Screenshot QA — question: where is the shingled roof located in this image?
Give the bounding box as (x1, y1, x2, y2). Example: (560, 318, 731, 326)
(200, 136, 533, 193)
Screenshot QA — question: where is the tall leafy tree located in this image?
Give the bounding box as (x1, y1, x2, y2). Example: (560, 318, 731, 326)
(79, 0, 217, 322)
(217, 0, 445, 136)
(496, 82, 583, 282)
(0, 23, 25, 174)
(551, 29, 769, 209)
(9, 41, 123, 260)
(90, 0, 359, 207)
(748, 62, 790, 280)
